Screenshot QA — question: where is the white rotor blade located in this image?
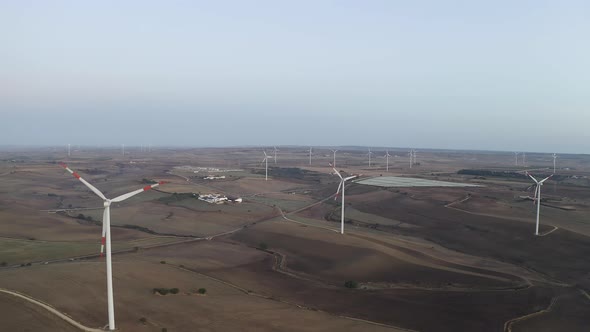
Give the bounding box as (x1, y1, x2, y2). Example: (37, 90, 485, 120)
(526, 172, 539, 184)
(111, 181, 166, 202)
(334, 180, 343, 200)
(539, 175, 553, 184)
(344, 175, 357, 181)
(60, 163, 107, 201)
(332, 167, 343, 180)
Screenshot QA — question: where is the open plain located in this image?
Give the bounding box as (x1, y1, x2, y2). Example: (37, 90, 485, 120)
(0, 146, 589, 331)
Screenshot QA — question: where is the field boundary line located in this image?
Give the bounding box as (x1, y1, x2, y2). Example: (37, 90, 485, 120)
(0, 288, 104, 332)
(538, 226, 559, 237)
(503, 296, 559, 332)
(579, 288, 590, 301)
(173, 265, 410, 331)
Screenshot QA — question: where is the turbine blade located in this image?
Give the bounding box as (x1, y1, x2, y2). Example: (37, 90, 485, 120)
(344, 175, 357, 181)
(60, 163, 107, 200)
(526, 172, 539, 183)
(332, 167, 343, 180)
(334, 180, 343, 200)
(539, 175, 553, 184)
(110, 181, 166, 202)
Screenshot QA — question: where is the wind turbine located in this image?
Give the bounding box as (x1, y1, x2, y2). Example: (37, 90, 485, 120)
(262, 151, 271, 181)
(309, 147, 313, 166)
(526, 172, 552, 236)
(67, 144, 71, 157)
(413, 150, 418, 165)
(59, 163, 165, 331)
(408, 150, 413, 168)
(273, 146, 278, 164)
(514, 152, 519, 166)
(366, 148, 374, 167)
(331, 149, 338, 168)
(552, 153, 557, 174)
(332, 166, 358, 234)
(121, 144, 125, 156)
(384, 150, 392, 172)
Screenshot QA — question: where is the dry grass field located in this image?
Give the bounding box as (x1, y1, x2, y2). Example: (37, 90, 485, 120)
(0, 146, 589, 331)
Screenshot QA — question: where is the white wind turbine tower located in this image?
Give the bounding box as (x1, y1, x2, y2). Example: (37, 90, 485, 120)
(514, 152, 519, 166)
(384, 150, 392, 172)
(408, 150, 413, 168)
(261, 151, 271, 181)
(413, 149, 418, 165)
(366, 148, 374, 167)
(60, 163, 165, 331)
(273, 146, 278, 164)
(121, 144, 125, 156)
(552, 153, 557, 174)
(309, 147, 313, 166)
(67, 144, 71, 157)
(526, 172, 552, 236)
(332, 166, 358, 234)
(331, 149, 339, 168)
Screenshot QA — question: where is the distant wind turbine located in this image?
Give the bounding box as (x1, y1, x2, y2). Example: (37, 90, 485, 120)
(331, 149, 338, 168)
(273, 146, 278, 164)
(67, 144, 71, 157)
(60, 163, 166, 331)
(552, 153, 557, 174)
(526, 172, 552, 236)
(384, 150, 392, 172)
(366, 148, 374, 167)
(332, 166, 358, 234)
(262, 151, 271, 181)
(309, 147, 313, 166)
(121, 144, 125, 156)
(514, 152, 519, 166)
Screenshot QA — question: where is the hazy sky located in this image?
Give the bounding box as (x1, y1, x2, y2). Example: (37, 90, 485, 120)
(1, 1, 589, 153)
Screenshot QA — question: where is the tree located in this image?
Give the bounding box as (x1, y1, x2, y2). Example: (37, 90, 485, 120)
(139, 317, 147, 324)
(170, 288, 179, 294)
(258, 242, 268, 250)
(344, 280, 358, 289)
(198, 288, 207, 295)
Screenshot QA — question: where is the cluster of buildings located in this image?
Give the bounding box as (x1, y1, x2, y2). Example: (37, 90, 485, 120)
(198, 194, 242, 204)
(204, 175, 226, 180)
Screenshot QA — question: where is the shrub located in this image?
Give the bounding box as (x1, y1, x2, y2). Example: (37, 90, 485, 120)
(0, 262, 6, 267)
(153, 288, 169, 295)
(258, 242, 268, 250)
(170, 288, 179, 294)
(162, 329, 168, 332)
(344, 280, 358, 289)
(160, 261, 166, 264)
(139, 317, 147, 324)
(198, 288, 207, 295)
